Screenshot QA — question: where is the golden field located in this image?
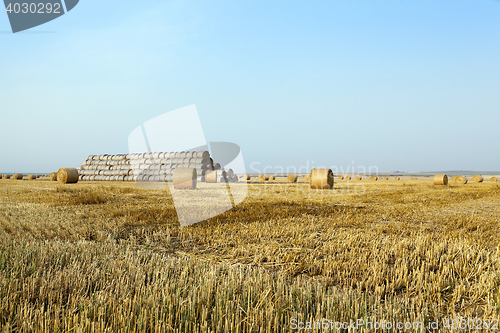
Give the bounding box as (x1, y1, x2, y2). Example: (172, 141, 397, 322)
(1, 177, 500, 332)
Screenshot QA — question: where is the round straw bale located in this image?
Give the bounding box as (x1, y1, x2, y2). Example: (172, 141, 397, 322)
(50, 172, 58, 181)
(287, 174, 297, 182)
(451, 176, 458, 182)
(173, 167, 196, 189)
(258, 175, 269, 182)
(224, 169, 234, 178)
(205, 170, 217, 183)
(456, 176, 468, 184)
(268, 175, 275, 181)
(240, 174, 250, 181)
(213, 163, 221, 170)
(2, 174, 10, 180)
(338, 175, 344, 181)
(310, 168, 334, 189)
(370, 176, 378, 181)
(395, 177, 400, 181)
(57, 168, 79, 184)
(472, 175, 484, 183)
(28, 175, 37, 180)
(433, 174, 448, 186)
(356, 175, 362, 180)
(12, 173, 23, 180)
(345, 176, 351, 181)
(491, 177, 497, 182)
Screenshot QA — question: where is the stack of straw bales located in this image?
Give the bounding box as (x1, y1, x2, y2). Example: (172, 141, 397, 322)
(78, 154, 135, 182)
(77, 151, 233, 183)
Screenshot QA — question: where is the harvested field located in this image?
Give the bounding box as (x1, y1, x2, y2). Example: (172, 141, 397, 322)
(1, 178, 500, 332)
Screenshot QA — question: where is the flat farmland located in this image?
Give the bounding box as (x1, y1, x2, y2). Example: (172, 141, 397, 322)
(1, 178, 500, 332)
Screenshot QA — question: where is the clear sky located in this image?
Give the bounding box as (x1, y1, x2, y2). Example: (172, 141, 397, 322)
(1, 0, 499, 174)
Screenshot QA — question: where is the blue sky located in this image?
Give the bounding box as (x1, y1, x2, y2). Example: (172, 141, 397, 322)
(1, 0, 499, 173)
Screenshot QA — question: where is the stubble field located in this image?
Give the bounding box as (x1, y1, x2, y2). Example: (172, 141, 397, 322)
(1, 177, 500, 332)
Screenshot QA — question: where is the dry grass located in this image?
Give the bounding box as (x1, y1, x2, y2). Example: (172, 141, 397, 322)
(1, 179, 500, 332)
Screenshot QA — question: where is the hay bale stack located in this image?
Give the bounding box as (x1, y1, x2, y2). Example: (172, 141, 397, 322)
(173, 167, 197, 190)
(310, 168, 334, 189)
(472, 175, 484, 183)
(287, 175, 297, 183)
(491, 177, 497, 182)
(456, 176, 468, 185)
(28, 175, 37, 180)
(12, 173, 23, 180)
(57, 168, 79, 184)
(78, 151, 218, 182)
(433, 174, 448, 186)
